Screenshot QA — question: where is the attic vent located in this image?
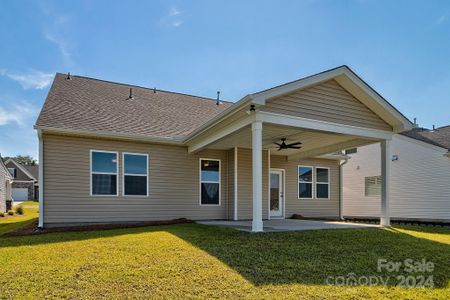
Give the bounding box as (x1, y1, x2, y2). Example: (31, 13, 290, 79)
(127, 88, 134, 100)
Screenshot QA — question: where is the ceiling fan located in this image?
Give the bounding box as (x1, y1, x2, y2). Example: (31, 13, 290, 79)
(274, 138, 302, 151)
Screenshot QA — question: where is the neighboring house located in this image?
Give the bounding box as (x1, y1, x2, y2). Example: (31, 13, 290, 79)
(0, 156, 13, 212)
(343, 126, 450, 222)
(4, 159, 39, 202)
(34, 66, 412, 230)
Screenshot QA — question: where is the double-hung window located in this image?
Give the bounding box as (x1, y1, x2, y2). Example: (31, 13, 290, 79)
(200, 159, 220, 205)
(315, 167, 330, 199)
(91, 151, 118, 196)
(123, 153, 148, 196)
(298, 166, 313, 199)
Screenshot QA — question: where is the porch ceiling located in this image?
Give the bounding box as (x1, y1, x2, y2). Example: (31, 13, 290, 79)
(205, 123, 376, 157)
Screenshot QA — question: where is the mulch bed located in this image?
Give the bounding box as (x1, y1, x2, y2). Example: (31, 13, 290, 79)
(4, 218, 194, 237)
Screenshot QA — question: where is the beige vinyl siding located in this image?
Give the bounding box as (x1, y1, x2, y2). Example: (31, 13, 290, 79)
(270, 156, 340, 218)
(43, 134, 229, 225)
(261, 80, 392, 131)
(236, 148, 269, 220)
(343, 135, 450, 221)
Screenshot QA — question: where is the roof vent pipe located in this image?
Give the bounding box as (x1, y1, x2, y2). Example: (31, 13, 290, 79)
(128, 88, 134, 100)
(66, 72, 71, 80)
(413, 117, 417, 127)
(216, 91, 221, 105)
(433, 125, 436, 131)
(153, 87, 156, 93)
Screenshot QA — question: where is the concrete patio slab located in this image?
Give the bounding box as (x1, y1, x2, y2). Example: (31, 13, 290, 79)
(197, 219, 380, 232)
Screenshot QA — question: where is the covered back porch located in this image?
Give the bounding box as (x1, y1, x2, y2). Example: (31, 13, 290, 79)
(185, 66, 412, 232)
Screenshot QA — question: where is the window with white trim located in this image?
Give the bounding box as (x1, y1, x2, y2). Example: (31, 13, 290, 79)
(365, 176, 381, 196)
(91, 151, 118, 196)
(123, 153, 148, 196)
(315, 167, 329, 199)
(298, 166, 313, 198)
(200, 159, 220, 205)
(8, 168, 16, 178)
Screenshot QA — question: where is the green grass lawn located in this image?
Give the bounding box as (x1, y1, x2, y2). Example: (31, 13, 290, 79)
(0, 218, 449, 299)
(0, 201, 38, 235)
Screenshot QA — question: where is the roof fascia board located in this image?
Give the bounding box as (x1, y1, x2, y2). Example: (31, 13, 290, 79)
(256, 111, 394, 140)
(35, 126, 185, 145)
(4, 158, 37, 180)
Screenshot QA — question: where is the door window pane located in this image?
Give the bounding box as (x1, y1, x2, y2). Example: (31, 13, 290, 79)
(270, 173, 280, 211)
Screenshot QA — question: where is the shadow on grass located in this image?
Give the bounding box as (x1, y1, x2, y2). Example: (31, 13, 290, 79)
(0, 223, 448, 288)
(0, 217, 37, 236)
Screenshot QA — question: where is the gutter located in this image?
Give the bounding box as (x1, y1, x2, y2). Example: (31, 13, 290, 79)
(339, 155, 350, 220)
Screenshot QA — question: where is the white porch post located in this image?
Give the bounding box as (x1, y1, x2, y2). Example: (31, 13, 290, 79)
(252, 121, 263, 232)
(380, 140, 391, 227)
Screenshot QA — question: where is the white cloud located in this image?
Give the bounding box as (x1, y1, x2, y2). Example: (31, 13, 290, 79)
(169, 6, 181, 17)
(5, 70, 53, 90)
(0, 103, 37, 127)
(160, 6, 184, 28)
(172, 21, 183, 27)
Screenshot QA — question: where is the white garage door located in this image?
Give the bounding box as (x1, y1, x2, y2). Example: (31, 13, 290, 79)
(12, 188, 28, 201)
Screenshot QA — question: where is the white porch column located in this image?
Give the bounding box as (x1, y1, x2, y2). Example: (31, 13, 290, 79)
(252, 121, 263, 232)
(380, 140, 391, 227)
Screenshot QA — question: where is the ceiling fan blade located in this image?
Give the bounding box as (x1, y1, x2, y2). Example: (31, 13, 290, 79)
(274, 142, 282, 146)
(288, 146, 302, 149)
(287, 142, 302, 146)
(277, 147, 282, 151)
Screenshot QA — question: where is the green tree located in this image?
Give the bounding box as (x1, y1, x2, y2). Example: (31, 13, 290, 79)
(3, 155, 37, 166)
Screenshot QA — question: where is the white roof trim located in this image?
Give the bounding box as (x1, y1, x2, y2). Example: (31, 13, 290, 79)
(4, 158, 37, 181)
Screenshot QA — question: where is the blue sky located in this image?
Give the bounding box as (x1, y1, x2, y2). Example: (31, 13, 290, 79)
(1, 0, 449, 159)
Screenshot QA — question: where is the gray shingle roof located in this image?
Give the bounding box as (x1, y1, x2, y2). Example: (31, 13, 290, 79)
(400, 126, 450, 150)
(36, 73, 234, 138)
(23, 165, 39, 181)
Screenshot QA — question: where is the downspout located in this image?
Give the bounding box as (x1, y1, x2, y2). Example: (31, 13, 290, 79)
(339, 156, 349, 220)
(38, 129, 44, 228)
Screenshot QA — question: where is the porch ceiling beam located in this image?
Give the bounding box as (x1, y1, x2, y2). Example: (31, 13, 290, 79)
(256, 111, 394, 140)
(287, 138, 375, 161)
(187, 115, 254, 153)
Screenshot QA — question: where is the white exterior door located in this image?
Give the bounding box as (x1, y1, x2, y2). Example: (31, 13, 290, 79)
(12, 188, 28, 201)
(270, 170, 284, 218)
